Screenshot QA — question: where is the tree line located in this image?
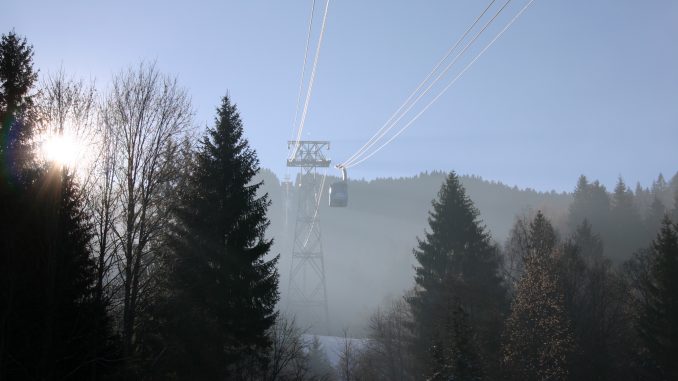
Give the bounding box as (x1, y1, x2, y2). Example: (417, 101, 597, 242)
(341, 170, 678, 380)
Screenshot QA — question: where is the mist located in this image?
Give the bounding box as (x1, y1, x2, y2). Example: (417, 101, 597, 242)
(2, 0, 678, 379)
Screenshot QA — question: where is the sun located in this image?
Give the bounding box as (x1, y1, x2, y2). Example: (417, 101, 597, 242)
(42, 133, 80, 167)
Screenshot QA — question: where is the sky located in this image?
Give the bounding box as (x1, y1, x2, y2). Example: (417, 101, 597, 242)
(3, 0, 677, 192)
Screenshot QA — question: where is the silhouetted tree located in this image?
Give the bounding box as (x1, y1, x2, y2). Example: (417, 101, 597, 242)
(633, 218, 678, 379)
(651, 174, 669, 207)
(155, 95, 279, 379)
(571, 219, 603, 260)
(339, 330, 360, 381)
(101, 62, 193, 363)
(408, 172, 506, 378)
(503, 214, 531, 287)
(609, 177, 645, 260)
(644, 197, 666, 242)
(35, 170, 118, 380)
(0, 31, 116, 380)
(568, 175, 610, 241)
(308, 336, 336, 381)
(428, 301, 483, 381)
(0, 29, 38, 357)
(2, 172, 117, 381)
(635, 182, 652, 219)
(556, 236, 634, 380)
(353, 299, 415, 381)
(0, 30, 37, 180)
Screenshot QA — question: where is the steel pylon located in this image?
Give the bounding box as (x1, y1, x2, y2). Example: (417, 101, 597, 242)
(286, 141, 330, 333)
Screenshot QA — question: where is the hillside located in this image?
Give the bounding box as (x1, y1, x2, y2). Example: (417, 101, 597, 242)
(257, 170, 573, 334)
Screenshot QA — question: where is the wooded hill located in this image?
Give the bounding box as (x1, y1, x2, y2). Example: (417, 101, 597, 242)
(258, 169, 677, 334)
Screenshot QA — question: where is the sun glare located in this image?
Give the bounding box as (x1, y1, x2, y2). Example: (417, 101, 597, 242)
(42, 134, 80, 167)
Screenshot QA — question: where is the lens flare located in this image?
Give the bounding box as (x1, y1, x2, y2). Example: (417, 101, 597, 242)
(42, 134, 79, 166)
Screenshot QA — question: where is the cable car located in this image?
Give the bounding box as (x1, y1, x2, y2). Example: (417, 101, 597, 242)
(329, 167, 348, 207)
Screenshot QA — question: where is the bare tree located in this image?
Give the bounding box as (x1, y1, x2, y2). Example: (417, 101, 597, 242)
(36, 68, 97, 173)
(352, 299, 416, 381)
(338, 329, 359, 381)
(88, 107, 121, 307)
(503, 212, 535, 287)
(34, 67, 100, 379)
(267, 315, 308, 380)
(36, 68, 125, 315)
(102, 61, 192, 358)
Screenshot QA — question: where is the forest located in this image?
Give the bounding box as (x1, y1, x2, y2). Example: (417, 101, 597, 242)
(1, 30, 678, 381)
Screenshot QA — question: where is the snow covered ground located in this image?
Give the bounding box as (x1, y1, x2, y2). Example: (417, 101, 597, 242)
(301, 334, 368, 367)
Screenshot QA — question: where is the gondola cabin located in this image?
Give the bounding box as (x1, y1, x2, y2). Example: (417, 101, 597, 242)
(329, 167, 348, 207)
(329, 181, 348, 207)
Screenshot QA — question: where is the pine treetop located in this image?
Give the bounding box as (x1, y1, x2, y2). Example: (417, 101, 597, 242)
(0, 31, 37, 116)
(416, 172, 492, 270)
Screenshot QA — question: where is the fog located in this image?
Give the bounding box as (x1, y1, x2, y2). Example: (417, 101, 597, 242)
(258, 169, 676, 336)
(3, 0, 678, 377)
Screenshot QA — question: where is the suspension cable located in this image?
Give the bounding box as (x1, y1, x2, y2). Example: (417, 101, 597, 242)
(341, 0, 512, 168)
(345, 0, 537, 169)
(290, 0, 317, 141)
(289, 0, 331, 160)
(339, 0, 498, 168)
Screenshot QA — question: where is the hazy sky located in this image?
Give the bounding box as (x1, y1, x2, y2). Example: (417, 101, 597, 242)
(3, 0, 677, 192)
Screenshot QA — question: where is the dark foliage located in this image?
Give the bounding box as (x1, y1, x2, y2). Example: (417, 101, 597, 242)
(0, 31, 117, 380)
(571, 219, 603, 259)
(408, 171, 507, 378)
(150, 95, 279, 379)
(632, 218, 678, 379)
(429, 302, 483, 381)
(0, 31, 37, 186)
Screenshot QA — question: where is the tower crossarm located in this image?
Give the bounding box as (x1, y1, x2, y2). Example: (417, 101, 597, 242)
(287, 140, 331, 168)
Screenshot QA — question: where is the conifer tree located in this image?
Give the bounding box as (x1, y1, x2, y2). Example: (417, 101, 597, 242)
(502, 212, 574, 381)
(409, 172, 506, 377)
(1, 31, 116, 380)
(36, 171, 118, 379)
(572, 219, 603, 259)
(568, 175, 610, 239)
(644, 197, 666, 241)
(635, 217, 678, 379)
(609, 177, 645, 260)
(428, 301, 483, 381)
(0, 34, 37, 371)
(0, 30, 37, 177)
(158, 95, 279, 379)
(651, 174, 668, 204)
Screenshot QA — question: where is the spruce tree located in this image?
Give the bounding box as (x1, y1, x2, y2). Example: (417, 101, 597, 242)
(568, 175, 610, 238)
(502, 212, 574, 381)
(572, 219, 603, 260)
(408, 172, 506, 378)
(609, 177, 645, 260)
(1, 31, 116, 380)
(636, 217, 678, 379)
(644, 197, 666, 241)
(158, 95, 279, 379)
(0, 31, 37, 183)
(428, 301, 483, 381)
(38, 171, 118, 379)
(0, 33, 36, 372)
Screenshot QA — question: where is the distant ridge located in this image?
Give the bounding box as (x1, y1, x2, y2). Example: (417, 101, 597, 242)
(256, 169, 573, 335)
